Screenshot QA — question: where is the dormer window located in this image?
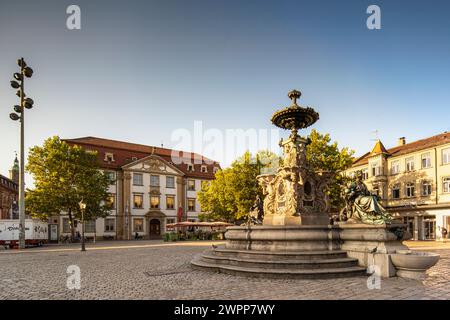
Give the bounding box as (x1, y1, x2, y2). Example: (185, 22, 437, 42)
(201, 165, 208, 173)
(104, 152, 115, 162)
(132, 157, 138, 161)
(187, 164, 194, 172)
(213, 167, 219, 173)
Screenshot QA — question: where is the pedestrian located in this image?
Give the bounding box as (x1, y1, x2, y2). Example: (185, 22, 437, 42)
(134, 232, 139, 240)
(442, 227, 448, 243)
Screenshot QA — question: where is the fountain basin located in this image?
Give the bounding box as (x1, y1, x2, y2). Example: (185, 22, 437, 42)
(225, 225, 340, 251)
(391, 250, 440, 280)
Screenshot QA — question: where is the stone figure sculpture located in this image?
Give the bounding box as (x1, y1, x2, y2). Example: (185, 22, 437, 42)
(341, 171, 392, 224)
(245, 194, 264, 225)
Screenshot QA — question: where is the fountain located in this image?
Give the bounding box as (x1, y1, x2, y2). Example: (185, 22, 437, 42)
(191, 90, 439, 279)
(191, 90, 366, 278)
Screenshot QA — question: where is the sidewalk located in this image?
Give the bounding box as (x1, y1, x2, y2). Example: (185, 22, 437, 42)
(404, 240, 450, 250)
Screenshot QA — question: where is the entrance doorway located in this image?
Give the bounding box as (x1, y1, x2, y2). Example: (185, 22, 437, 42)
(49, 224, 58, 243)
(403, 217, 414, 239)
(149, 219, 161, 238)
(424, 217, 436, 240)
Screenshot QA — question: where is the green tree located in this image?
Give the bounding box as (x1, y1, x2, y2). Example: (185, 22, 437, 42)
(26, 136, 112, 239)
(198, 151, 278, 223)
(306, 129, 354, 211)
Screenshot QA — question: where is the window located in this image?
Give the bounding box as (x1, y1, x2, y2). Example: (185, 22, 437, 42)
(201, 165, 208, 173)
(405, 183, 415, 198)
(213, 167, 219, 174)
(133, 194, 143, 208)
(391, 161, 400, 175)
(392, 185, 400, 199)
(104, 152, 115, 162)
(421, 181, 432, 196)
(104, 171, 116, 184)
(166, 195, 175, 209)
(133, 173, 143, 186)
(187, 164, 194, 172)
(443, 148, 450, 165)
(187, 180, 196, 191)
(133, 218, 143, 232)
(131, 157, 138, 161)
(150, 196, 160, 209)
(187, 198, 196, 211)
(166, 176, 175, 188)
(105, 218, 115, 232)
(62, 218, 70, 233)
(444, 177, 450, 193)
(371, 163, 382, 176)
(85, 220, 96, 233)
(106, 193, 116, 209)
(405, 157, 415, 172)
(421, 153, 431, 169)
(362, 169, 369, 180)
(166, 218, 176, 231)
(150, 175, 160, 187)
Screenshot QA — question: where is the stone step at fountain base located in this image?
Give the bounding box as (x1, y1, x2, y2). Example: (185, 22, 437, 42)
(191, 247, 367, 279)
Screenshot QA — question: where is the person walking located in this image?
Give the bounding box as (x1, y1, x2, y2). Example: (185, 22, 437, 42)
(441, 227, 448, 243)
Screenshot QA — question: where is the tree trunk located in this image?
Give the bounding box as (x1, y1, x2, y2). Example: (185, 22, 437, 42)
(67, 208, 76, 241)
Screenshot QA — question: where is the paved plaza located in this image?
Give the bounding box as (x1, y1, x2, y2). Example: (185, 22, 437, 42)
(0, 240, 449, 300)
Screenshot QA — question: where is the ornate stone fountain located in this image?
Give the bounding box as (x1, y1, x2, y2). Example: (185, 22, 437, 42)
(191, 90, 366, 278)
(191, 90, 438, 279)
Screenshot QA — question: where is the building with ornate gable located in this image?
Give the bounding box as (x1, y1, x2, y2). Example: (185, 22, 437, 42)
(0, 157, 19, 220)
(50, 137, 220, 240)
(345, 132, 450, 241)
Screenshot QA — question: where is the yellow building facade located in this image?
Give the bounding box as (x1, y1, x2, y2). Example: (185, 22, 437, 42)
(346, 132, 450, 241)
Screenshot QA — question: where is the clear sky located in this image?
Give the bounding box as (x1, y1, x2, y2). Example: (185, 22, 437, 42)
(1, 0, 449, 187)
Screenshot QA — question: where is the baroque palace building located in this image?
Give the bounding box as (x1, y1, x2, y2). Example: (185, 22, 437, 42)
(52, 137, 220, 241)
(345, 132, 450, 241)
(0, 157, 19, 220)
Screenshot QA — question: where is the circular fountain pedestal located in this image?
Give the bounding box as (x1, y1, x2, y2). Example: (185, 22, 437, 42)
(191, 225, 367, 279)
(225, 225, 341, 251)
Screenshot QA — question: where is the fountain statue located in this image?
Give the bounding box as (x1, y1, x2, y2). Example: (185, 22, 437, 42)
(341, 170, 393, 224)
(191, 90, 438, 280)
(257, 90, 332, 226)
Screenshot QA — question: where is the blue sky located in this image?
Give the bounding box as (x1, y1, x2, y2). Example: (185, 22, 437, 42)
(1, 0, 449, 186)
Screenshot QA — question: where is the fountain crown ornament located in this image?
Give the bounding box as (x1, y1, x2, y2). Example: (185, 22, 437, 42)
(271, 89, 319, 136)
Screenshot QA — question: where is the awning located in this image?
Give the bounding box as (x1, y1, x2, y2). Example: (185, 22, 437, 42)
(166, 221, 234, 228)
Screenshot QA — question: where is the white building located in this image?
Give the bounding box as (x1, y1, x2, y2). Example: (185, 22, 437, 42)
(49, 137, 220, 241)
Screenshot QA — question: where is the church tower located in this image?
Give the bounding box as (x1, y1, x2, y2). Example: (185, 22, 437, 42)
(9, 154, 19, 185)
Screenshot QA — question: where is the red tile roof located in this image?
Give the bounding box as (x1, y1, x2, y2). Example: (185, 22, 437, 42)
(63, 137, 220, 180)
(0, 174, 18, 192)
(352, 132, 450, 167)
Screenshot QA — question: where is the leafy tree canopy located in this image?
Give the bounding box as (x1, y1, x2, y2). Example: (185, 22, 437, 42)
(199, 130, 354, 222)
(198, 150, 278, 223)
(26, 136, 112, 238)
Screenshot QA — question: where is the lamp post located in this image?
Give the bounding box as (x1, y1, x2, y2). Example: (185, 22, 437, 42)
(9, 58, 35, 249)
(78, 200, 86, 252)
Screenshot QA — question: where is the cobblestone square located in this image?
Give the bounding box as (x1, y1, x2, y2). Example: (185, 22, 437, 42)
(0, 241, 449, 300)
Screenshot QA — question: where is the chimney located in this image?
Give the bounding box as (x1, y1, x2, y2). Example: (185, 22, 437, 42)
(397, 137, 406, 146)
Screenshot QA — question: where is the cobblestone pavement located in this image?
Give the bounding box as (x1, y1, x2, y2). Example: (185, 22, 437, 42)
(0, 240, 449, 300)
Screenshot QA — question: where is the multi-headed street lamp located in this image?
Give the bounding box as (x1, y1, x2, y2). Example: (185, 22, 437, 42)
(9, 58, 35, 249)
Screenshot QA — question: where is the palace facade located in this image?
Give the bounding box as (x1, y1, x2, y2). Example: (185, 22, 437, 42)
(346, 132, 450, 241)
(51, 137, 220, 241)
(0, 157, 19, 220)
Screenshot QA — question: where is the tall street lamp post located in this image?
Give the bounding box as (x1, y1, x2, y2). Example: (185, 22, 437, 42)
(9, 58, 35, 249)
(78, 200, 87, 252)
